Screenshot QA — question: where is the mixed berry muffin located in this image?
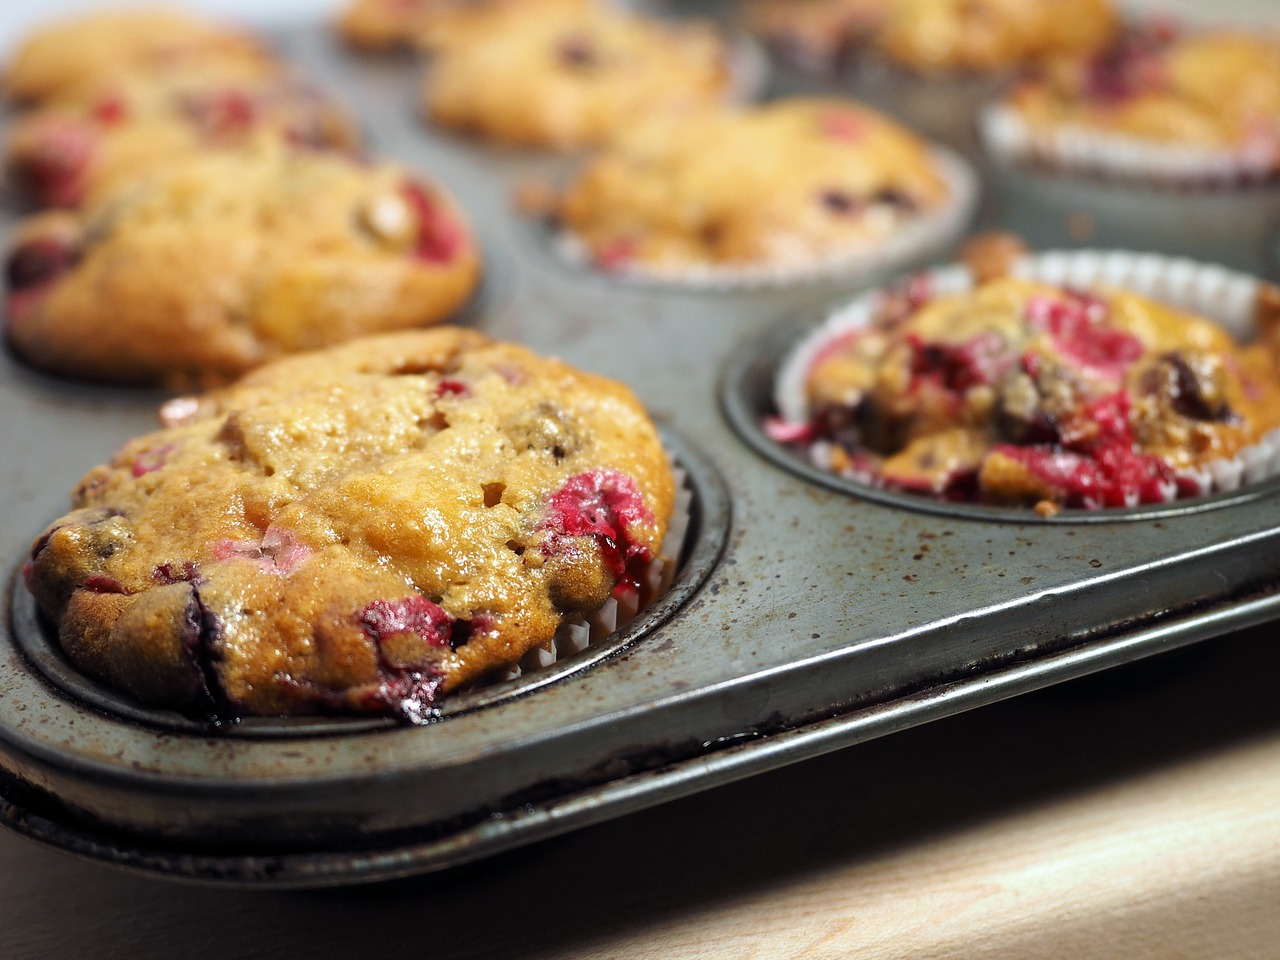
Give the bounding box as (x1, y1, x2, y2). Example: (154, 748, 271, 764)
(2, 8, 276, 107)
(4, 143, 478, 387)
(5, 70, 359, 208)
(981, 24, 1280, 181)
(746, 0, 1118, 74)
(550, 98, 967, 282)
(22, 328, 676, 722)
(423, 0, 733, 150)
(772, 250, 1280, 511)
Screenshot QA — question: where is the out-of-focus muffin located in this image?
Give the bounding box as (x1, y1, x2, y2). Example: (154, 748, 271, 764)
(2, 7, 277, 106)
(5, 144, 479, 387)
(423, 0, 733, 150)
(981, 24, 1280, 182)
(550, 98, 971, 283)
(746, 0, 1118, 73)
(6, 69, 358, 208)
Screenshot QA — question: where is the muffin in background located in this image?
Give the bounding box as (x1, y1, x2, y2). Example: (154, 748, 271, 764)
(981, 23, 1280, 183)
(746, 0, 1118, 74)
(2, 7, 277, 106)
(5, 143, 479, 387)
(423, 0, 734, 150)
(5, 69, 359, 208)
(547, 98, 974, 285)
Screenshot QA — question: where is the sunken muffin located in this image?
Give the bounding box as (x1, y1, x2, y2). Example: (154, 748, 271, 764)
(2, 8, 276, 106)
(4, 144, 478, 387)
(23, 328, 676, 722)
(774, 255, 1280, 510)
(5, 69, 359, 208)
(552, 99, 960, 280)
(981, 25, 1280, 181)
(747, 0, 1118, 73)
(423, 0, 733, 150)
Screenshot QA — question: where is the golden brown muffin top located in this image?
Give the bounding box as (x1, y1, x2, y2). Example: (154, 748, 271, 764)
(5, 143, 479, 386)
(5, 68, 359, 208)
(797, 275, 1280, 508)
(555, 98, 950, 272)
(1002, 26, 1280, 155)
(423, 0, 731, 150)
(3, 7, 277, 106)
(748, 0, 1117, 73)
(24, 328, 675, 721)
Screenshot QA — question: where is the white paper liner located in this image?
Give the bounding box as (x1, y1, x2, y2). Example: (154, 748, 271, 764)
(554, 145, 977, 289)
(979, 101, 1278, 185)
(499, 460, 691, 681)
(772, 249, 1280, 508)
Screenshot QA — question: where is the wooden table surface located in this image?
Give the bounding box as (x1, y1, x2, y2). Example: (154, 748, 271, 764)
(4, 622, 1279, 960)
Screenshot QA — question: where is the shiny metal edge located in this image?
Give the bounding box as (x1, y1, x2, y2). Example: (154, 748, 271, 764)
(3, 583, 1276, 888)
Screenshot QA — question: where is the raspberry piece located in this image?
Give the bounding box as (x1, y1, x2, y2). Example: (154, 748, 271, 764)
(400, 182, 463, 264)
(6, 238, 79, 293)
(359, 595, 455, 649)
(539, 469, 655, 579)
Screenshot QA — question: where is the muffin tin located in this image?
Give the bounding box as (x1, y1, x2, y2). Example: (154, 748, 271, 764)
(3, 16, 1280, 886)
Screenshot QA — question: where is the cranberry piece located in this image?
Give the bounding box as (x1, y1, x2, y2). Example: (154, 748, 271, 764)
(153, 560, 200, 584)
(181, 89, 257, 140)
(1025, 292, 1142, 379)
(83, 574, 125, 594)
(92, 95, 128, 125)
(361, 671, 444, 725)
(434, 379, 469, 397)
(818, 111, 867, 141)
(359, 595, 455, 649)
(18, 118, 94, 206)
(6, 238, 79, 293)
(763, 416, 816, 445)
(594, 238, 637, 271)
(400, 182, 463, 264)
(539, 469, 655, 580)
(908, 330, 1012, 394)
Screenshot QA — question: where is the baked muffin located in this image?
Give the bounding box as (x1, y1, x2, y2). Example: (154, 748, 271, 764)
(22, 328, 676, 722)
(5, 70, 359, 208)
(423, 0, 733, 150)
(773, 254, 1280, 510)
(2, 8, 276, 107)
(552, 99, 963, 281)
(981, 25, 1280, 181)
(4, 143, 479, 387)
(747, 0, 1118, 74)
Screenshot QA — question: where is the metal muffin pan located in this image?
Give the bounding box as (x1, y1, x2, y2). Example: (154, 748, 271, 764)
(4, 21, 1280, 886)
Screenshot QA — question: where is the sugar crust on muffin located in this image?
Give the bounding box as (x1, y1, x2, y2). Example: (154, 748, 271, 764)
(23, 328, 676, 722)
